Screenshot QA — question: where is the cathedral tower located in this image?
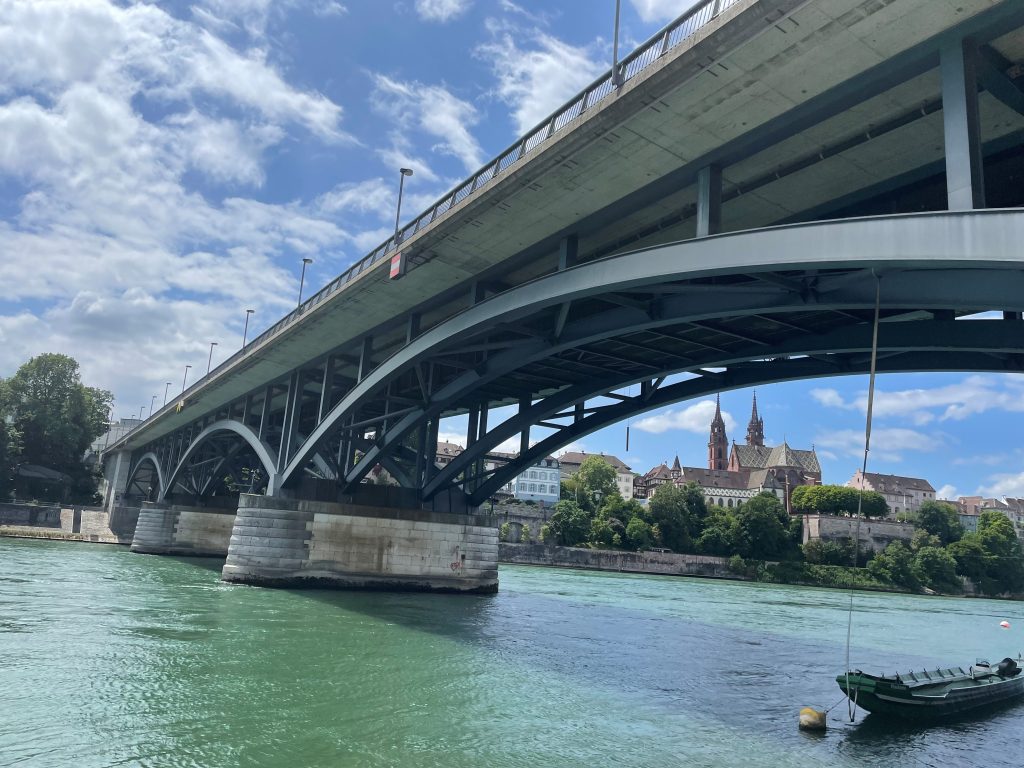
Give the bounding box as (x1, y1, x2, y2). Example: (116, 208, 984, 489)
(708, 395, 729, 470)
(746, 391, 765, 447)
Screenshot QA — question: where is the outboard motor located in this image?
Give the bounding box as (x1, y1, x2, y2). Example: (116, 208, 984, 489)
(996, 658, 1021, 678)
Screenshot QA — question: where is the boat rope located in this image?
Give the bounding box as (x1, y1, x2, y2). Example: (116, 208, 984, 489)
(845, 272, 882, 724)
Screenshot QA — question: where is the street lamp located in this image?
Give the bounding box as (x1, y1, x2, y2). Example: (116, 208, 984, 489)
(242, 308, 255, 348)
(297, 258, 313, 307)
(163, 382, 172, 406)
(611, 0, 623, 87)
(394, 167, 413, 243)
(206, 342, 218, 375)
(139, 405, 146, 420)
(182, 364, 192, 392)
(149, 394, 157, 418)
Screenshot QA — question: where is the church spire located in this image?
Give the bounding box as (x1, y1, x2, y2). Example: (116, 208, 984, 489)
(746, 390, 764, 447)
(708, 394, 729, 470)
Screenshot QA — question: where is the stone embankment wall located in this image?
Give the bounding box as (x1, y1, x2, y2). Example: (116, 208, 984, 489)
(0, 501, 138, 543)
(802, 514, 914, 554)
(222, 494, 498, 593)
(490, 502, 553, 542)
(131, 504, 235, 556)
(500, 542, 737, 579)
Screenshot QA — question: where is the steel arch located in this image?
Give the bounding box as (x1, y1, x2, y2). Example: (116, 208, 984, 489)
(278, 210, 1024, 492)
(125, 452, 165, 499)
(161, 420, 279, 502)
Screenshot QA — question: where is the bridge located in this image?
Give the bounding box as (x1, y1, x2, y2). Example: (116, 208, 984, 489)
(102, 0, 1024, 593)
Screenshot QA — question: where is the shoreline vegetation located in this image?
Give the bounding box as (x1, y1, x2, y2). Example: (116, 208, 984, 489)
(499, 456, 1024, 600)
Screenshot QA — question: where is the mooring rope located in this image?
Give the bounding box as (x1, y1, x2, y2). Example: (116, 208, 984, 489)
(844, 272, 882, 723)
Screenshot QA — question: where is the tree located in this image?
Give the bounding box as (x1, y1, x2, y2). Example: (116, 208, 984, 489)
(625, 516, 653, 550)
(790, 484, 887, 517)
(868, 542, 921, 591)
(575, 456, 619, 504)
(947, 535, 988, 581)
(731, 493, 790, 559)
(647, 483, 693, 552)
(545, 500, 591, 546)
(696, 508, 737, 556)
(0, 379, 20, 499)
(3, 354, 113, 502)
(975, 512, 1024, 593)
(912, 546, 961, 593)
(915, 501, 964, 545)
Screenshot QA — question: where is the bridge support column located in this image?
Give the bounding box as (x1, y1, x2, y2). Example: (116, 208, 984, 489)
(696, 164, 722, 237)
(101, 450, 131, 514)
(941, 38, 985, 210)
(131, 502, 235, 557)
(222, 494, 498, 593)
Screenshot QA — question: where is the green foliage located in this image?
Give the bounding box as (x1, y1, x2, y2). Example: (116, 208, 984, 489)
(647, 483, 693, 552)
(947, 535, 987, 581)
(868, 542, 921, 591)
(973, 512, 1024, 594)
(546, 500, 592, 547)
(625, 516, 653, 550)
(539, 523, 552, 544)
(733, 493, 791, 559)
(790, 484, 887, 517)
(0, 380, 20, 499)
(695, 508, 737, 556)
(763, 561, 894, 591)
(910, 529, 943, 552)
(520, 524, 531, 543)
(1, 353, 113, 503)
(499, 522, 511, 542)
(912, 546, 961, 593)
(803, 537, 857, 566)
(914, 501, 965, 545)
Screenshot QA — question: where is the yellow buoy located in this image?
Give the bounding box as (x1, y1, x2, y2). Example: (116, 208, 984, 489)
(798, 707, 827, 731)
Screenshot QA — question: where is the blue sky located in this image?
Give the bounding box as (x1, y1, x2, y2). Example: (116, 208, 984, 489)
(1, 0, 1022, 500)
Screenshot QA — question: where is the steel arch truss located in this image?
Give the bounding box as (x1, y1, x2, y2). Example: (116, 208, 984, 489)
(121, 211, 1024, 507)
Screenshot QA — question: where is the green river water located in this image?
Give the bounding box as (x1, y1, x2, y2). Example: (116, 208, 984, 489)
(1, 537, 1022, 767)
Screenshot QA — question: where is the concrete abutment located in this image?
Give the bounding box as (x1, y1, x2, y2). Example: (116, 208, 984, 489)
(130, 503, 235, 557)
(221, 494, 498, 593)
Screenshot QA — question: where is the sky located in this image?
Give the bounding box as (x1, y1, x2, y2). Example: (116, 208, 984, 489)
(1, 0, 1023, 501)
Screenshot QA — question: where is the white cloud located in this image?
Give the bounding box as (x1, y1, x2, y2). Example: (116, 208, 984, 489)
(978, 472, 1024, 499)
(370, 75, 485, 173)
(952, 454, 1006, 467)
(314, 2, 348, 18)
(317, 178, 396, 219)
(415, 0, 472, 23)
(629, 0, 703, 24)
(810, 377, 1024, 426)
(813, 427, 941, 464)
(936, 484, 958, 500)
(633, 399, 735, 435)
(477, 25, 604, 135)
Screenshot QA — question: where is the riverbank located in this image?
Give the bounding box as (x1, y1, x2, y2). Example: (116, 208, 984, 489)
(0, 501, 137, 545)
(0, 524, 129, 544)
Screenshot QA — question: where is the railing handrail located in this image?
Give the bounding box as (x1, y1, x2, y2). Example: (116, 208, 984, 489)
(116, 0, 742, 446)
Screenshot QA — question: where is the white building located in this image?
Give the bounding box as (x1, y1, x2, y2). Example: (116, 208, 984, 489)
(501, 455, 561, 505)
(558, 451, 634, 499)
(846, 470, 936, 518)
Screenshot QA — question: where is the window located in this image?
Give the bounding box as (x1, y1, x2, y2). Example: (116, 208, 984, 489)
(549, 485, 557, 494)
(529, 471, 537, 479)
(727, 499, 733, 508)
(529, 483, 536, 492)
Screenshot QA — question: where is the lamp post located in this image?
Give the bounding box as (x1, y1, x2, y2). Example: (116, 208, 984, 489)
(163, 382, 172, 406)
(612, 0, 623, 87)
(149, 395, 157, 419)
(242, 308, 255, 348)
(182, 364, 192, 392)
(139, 405, 146, 420)
(206, 342, 218, 375)
(394, 167, 413, 243)
(298, 259, 313, 307)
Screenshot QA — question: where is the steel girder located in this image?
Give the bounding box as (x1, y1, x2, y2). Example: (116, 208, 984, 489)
(277, 210, 1024, 495)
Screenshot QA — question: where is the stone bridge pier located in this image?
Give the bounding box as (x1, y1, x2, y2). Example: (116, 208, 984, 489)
(222, 494, 498, 593)
(128, 485, 499, 594)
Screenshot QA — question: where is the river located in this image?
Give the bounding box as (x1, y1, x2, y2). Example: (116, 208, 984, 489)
(1, 537, 1021, 767)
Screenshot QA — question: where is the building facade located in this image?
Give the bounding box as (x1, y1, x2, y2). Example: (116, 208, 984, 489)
(558, 451, 634, 500)
(847, 471, 936, 518)
(635, 393, 819, 509)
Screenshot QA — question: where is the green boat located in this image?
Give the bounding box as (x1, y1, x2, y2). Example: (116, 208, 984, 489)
(837, 657, 1024, 720)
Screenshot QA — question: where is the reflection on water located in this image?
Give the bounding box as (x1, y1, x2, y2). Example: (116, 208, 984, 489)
(0, 538, 1021, 768)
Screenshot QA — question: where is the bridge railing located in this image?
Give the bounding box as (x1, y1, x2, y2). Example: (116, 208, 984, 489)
(125, 0, 742, 441)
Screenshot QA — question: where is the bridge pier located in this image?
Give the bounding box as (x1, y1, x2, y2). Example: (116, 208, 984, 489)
(221, 494, 498, 593)
(130, 502, 235, 557)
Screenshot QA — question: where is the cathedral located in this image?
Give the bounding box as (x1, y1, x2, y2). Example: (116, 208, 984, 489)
(635, 393, 821, 510)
